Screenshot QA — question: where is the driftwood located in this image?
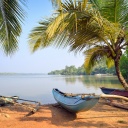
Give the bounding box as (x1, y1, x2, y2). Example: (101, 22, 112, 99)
(100, 94, 128, 110)
(106, 99, 128, 110)
(0, 96, 41, 116)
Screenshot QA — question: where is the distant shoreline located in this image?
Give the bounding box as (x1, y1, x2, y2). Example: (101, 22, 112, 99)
(0, 73, 47, 75)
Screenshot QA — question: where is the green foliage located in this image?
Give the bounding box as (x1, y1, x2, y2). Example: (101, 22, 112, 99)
(90, 60, 116, 75)
(29, 0, 127, 73)
(120, 48, 128, 80)
(77, 66, 86, 75)
(48, 65, 83, 75)
(48, 64, 115, 75)
(29, 0, 128, 87)
(0, 0, 26, 55)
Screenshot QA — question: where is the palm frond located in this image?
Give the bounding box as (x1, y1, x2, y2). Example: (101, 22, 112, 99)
(29, 0, 92, 52)
(46, 13, 68, 40)
(50, 0, 62, 8)
(106, 57, 114, 68)
(81, 0, 88, 10)
(90, 0, 128, 25)
(84, 46, 107, 74)
(29, 0, 124, 58)
(29, 20, 52, 52)
(0, 0, 26, 55)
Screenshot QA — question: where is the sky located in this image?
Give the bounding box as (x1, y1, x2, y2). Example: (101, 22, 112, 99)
(0, 0, 84, 74)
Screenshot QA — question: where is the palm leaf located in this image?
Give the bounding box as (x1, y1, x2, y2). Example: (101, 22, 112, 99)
(90, 0, 128, 25)
(106, 57, 114, 68)
(84, 46, 107, 74)
(0, 0, 26, 55)
(29, 20, 52, 52)
(29, 0, 124, 58)
(50, 0, 62, 8)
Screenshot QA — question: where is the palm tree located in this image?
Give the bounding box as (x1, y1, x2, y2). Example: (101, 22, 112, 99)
(28, 0, 128, 90)
(0, 0, 26, 55)
(0, 0, 61, 55)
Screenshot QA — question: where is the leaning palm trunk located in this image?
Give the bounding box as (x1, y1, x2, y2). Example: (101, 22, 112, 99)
(114, 59, 128, 90)
(100, 94, 128, 101)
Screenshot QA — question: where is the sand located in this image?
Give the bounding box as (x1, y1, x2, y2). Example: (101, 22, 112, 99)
(0, 100, 128, 128)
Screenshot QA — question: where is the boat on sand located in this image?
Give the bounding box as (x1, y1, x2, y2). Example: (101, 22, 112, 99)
(52, 88, 128, 113)
(100, 87, 128, 97)
(52, 88, 99, 113)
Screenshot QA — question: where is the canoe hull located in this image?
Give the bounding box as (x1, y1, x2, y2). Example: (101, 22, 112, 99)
(100, 87, 128, 97)
(52, 89, 99, 113)
(100, 87, 115, 94)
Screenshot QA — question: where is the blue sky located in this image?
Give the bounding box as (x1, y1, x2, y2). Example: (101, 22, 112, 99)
(0, 0, 84, 73)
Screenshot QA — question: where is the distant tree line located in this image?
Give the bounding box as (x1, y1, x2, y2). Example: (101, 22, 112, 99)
(48, 65, 86, 75)
(48, 48, 128, 80)
(48, 65, 116, 75)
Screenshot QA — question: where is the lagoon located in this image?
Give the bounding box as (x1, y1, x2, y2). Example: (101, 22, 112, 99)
(0, 74, 123, 104)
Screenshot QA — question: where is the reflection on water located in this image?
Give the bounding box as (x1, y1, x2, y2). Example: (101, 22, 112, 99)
(0, 74, 123, 104)
(64, 75, 122, 88)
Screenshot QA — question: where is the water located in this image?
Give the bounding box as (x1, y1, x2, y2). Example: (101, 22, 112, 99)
(0, 74, 123, 104)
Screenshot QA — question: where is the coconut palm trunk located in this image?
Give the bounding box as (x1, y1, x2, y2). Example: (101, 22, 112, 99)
(114, 58, 128, 90)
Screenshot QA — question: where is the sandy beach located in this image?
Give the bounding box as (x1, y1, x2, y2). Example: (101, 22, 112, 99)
(0, 99, 128, 128)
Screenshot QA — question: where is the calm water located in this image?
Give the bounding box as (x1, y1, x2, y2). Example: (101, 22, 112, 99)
(0, 74, 123, 104)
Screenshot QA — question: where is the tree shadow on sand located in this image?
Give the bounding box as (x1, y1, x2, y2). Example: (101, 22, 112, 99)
(17, 102, 128, 128)
(3, 100, 127, 128)
(18, 104, 77, 123)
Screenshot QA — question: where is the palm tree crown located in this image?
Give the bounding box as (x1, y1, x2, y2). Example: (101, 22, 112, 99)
(29, 0, 128, 89)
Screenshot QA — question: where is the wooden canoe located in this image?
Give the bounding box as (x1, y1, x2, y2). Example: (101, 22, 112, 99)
(52, 88, 100, 113)
(100, 87, 128, 97)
